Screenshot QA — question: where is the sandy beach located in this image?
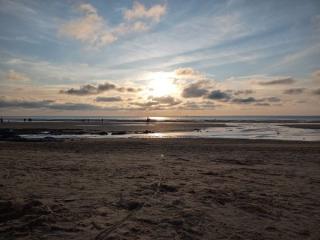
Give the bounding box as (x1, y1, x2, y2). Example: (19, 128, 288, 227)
(1, 138, 320, 239)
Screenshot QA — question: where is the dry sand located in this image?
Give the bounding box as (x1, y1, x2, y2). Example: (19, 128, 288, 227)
(0, 138, 320, 239)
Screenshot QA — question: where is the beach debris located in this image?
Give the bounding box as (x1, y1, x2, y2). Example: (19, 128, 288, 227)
(111, 131, 127, 135)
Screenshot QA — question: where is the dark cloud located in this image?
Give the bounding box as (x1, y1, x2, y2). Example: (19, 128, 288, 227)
(182, 82, 209, 98)
(233, 90, 255, 95)
(48, 103, 102, 110)
(117, 87, 141, 93)
(313, 88, 320, 95)
(175, 68, 199, 76)
(255, 103, 270, 106)
(152, 96, 181, 105)
(258, 77, 295, 85)
(263, 97, 281, 102)
(125, 87, 141, 92)
(179, 101, 216, 110)
(283, 88, 305, 95)
(207, 90, 231, 101)
(131, 96, 181, 109)
(232, 96, 281, 104)
(0, 99, 54, 108)
(97, 82, 117, 92)
(60, 84, 99, 96)
(60, 82, 140, 96)
(95, 96, 122, 102)
(232, 97, 257, 104)
(0, 99, 102, 110)
(131, 101, 157, 108)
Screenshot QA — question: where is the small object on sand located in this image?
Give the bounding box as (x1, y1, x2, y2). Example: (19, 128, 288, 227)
(111, 131, 127, 135)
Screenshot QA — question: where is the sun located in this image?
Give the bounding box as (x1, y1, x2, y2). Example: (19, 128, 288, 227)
(148, 72, 178, 97)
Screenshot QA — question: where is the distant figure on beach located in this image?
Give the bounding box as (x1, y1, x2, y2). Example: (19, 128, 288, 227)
(146, 117, 150, 123)
(0, 118, 3, 124)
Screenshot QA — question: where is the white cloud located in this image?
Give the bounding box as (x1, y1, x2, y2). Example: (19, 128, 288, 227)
(59, 2, 166, 48)
(59, 3, 117, 48)
(124, 1, 166, 22)
(6, 69, 30, 81)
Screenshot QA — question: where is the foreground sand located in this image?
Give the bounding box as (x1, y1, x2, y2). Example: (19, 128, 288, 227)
(0, 139, 320, 239)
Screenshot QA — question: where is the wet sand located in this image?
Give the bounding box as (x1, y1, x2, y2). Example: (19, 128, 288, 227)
(280, 124, 320, 129)
(1, 138, 320, 239)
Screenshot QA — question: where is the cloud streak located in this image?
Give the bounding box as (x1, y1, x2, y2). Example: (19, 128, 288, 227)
(283, 88, 305, 95)
(60, 82, 141, 96)
(0, 99, 102, 110)
(257, 77, 295, 85)
(95, 96, 122, 102)
(6, 70, 30, 81)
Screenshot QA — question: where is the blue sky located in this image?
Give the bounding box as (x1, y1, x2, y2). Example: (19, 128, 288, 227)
(0, 0, 319, 116)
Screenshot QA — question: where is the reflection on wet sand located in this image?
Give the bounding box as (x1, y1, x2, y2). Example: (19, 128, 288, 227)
(15, 122, 320, 141)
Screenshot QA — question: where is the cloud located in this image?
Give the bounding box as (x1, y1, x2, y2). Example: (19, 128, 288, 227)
(231, 96, 281, 104)
(6, 70, 30, 81)
(59, 3, 117, 48)
(117, 87, 142, 93)
(312, 69, 320, 84)
(257, 77, 295, 85)
(59, 2, 166, 48)
(179, 101, 216, 110)
(0, 99, 54, 108)
(181, 81, 209, 98)
(232, 97, 258, 104)
(60, 84, 101, 96)
(95, 96, 122, 102)
(124, 1, 166, 22)
(207, 90, 231, 101)
(49, 102, 102, 111)
(263, 97, 281, 102)
(312, 88, 320, 95)
(255, 103, 270, 106)
(60, 82, 140, 96)
(283, 88, 305, 95)
(233, 90, 254, 95)
(151, 96, 181, 106)
(175, 68, 200, 77)
(0, 98, 102, 110)
(131, 96, 181, 109)
(312, 69, 320, 79)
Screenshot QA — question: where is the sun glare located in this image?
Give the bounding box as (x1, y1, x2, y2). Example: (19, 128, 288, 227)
(148, 72, 178, 97)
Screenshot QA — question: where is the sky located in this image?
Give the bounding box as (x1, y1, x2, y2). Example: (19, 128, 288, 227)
(0, 0, 319, 116)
